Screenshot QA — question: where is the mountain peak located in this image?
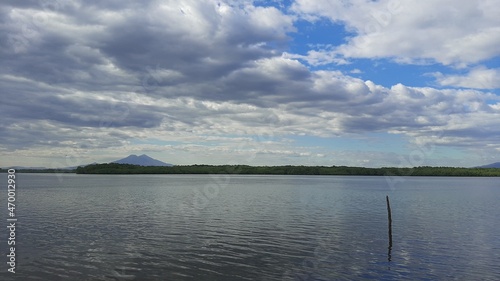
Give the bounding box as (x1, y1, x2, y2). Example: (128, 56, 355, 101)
(112, 154, 173, 166)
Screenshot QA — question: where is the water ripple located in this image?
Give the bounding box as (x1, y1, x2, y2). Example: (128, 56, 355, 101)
(1, 174, 499, 280)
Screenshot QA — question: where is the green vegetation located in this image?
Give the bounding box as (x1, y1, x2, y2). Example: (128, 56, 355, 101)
(75, 163, 500, 176)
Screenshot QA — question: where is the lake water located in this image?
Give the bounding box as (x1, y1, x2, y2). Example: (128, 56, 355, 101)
(1, 173, 499, 280)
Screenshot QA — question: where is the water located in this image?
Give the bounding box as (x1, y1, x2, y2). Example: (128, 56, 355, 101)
(1, 174, 499, 280)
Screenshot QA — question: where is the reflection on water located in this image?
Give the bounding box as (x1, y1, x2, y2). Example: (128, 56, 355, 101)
(0, 174, 499, 280)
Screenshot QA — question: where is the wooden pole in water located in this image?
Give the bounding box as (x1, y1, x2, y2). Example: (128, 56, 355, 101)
(386, 195, 393, 262)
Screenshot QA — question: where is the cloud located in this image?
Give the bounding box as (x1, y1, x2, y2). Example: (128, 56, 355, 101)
(432, 67, 500, 89)
(291, 0, 500, 66)
(1, 0, 499, 167)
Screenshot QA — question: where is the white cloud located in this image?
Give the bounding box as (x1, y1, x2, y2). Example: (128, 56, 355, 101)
(284, 48, 350, 66)
(291, 0, 500, 67)
(432, 67, 500, 89)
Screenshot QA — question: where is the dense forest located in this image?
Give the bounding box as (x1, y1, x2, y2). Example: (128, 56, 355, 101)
(74, 163, 500, 176)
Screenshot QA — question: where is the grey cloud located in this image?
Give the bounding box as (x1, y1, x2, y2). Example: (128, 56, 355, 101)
(1, 0, 499, 159)
(0, 81, 164, 130)
(1, 0, 292, 96)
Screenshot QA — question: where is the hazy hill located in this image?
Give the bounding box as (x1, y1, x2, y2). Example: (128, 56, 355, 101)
(112, 154, 173, 166)
(477, 162, 500, 168)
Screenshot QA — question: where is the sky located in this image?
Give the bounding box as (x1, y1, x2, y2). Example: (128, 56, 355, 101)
(1, 0, 499, 168)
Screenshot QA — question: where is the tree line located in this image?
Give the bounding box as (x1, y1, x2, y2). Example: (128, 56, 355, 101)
(74, 163, 500, 176)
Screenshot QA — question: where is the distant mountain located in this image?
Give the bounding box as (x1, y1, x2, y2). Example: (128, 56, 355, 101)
(477, 162, 500, 168)
(112, 154, 173, 166)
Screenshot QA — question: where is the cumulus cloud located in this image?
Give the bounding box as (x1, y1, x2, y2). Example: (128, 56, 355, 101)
(432, 67, 500, 89)
(1, 0, 499, 166)
(291, 0, 500, 67)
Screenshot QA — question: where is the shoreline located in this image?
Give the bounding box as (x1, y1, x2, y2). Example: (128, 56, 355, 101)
(2, 164, 499, 176)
